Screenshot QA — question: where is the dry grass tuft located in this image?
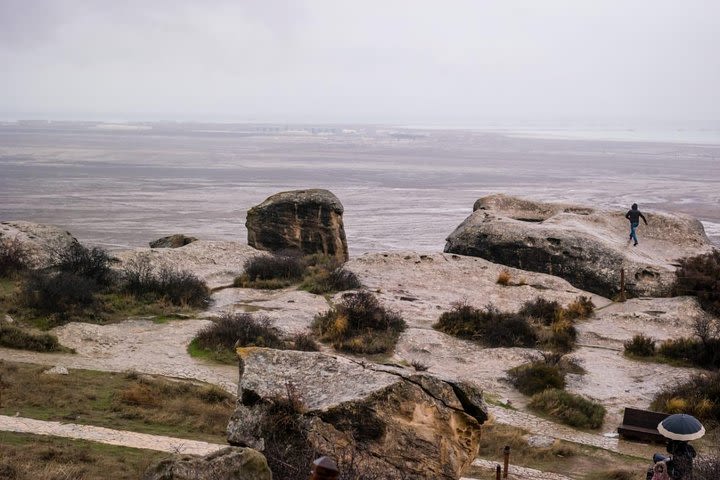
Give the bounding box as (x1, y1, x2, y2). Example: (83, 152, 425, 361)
(0, 432, 165, 480)
(313, 290, 406, 354)
(651, 371, 720, 422)
(496, 270, 511, 286)
(529, 389, 606, 429)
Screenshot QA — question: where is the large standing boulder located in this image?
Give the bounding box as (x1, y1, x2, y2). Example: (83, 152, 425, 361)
(246, 189, 349, 262)
(142, 447, 271, 480)
(227, 347, 486, 480)
(0, 221, 81, 269)
(444, 194, 714, 298)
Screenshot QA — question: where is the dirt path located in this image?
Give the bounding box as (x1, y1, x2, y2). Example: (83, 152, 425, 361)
(0, 319, 239, 393)
(464, 458, 574, 480)
(0, 415, 226, 456)
(487, 405, 653, 459)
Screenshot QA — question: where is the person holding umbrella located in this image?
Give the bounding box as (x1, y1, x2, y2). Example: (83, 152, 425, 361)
(647, 414, 704, 480)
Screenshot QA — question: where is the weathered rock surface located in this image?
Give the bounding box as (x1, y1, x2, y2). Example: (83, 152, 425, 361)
(227, 348, 487, 480)
(149, 234, 198, 248)
(444, 194, 714, 297)
(246, 189, 349, 261)
(43, 365, 69, 375)
(142, 447, 271, 480)
(0, 221, 80, 269)
(115, 240, 258, 289)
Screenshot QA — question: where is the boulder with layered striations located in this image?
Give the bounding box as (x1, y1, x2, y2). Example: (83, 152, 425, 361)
(444, 194, 714, 298)
(227, 348, 487, 480)
(142, 447, 271, 480)
(246, 189, 349, 262)
(0, 221, 81, 269)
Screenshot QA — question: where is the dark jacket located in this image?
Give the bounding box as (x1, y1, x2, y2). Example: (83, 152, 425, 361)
(668, 441, 696, 479)
(626, 209, 647, 225)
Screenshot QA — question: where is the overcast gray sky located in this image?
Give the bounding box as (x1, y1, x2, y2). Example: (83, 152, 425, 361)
(1, 0, 718, 124)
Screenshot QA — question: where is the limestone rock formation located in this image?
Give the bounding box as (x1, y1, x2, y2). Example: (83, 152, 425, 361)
(142, 447, 271, 480)
(0, 221, 80, 269)
(246, 189, 349, 262)
(227, 347, 487, 480)
(444, 194, 714, 298)
(149, 234, 198, 248)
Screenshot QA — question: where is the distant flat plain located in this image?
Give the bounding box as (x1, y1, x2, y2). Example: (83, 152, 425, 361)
(1, 122, 718, 254)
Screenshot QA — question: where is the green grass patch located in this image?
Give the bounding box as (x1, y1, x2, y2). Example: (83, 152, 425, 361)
(529, 389, 606, 429)
(508, 361, 566, 395)
(0, 324, 70, 352)
(187, 337, 238, 364)
(0, 361, 234, 443)
(0, 431, 166, 480)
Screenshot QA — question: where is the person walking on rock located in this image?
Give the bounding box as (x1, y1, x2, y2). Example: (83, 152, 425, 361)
(626, 203, 648, 246)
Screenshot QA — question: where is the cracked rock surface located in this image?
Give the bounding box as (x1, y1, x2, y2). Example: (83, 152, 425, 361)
(228, 347, 487, 480)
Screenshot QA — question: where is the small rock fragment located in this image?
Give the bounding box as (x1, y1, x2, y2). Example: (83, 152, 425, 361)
(43, 365, 69, 375)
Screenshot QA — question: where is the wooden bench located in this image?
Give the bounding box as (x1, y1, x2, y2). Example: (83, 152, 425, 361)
(617, 407, 670, 443)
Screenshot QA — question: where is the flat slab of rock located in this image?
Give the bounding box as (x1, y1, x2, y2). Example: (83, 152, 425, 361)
(43, 365, 69, 375)
(0, 221, 80, 269)
(246, 189, 349, 261)
(228, 348, 487, 480)
(149, 234, 198, 248)
(346, 251, 608, 330)
(444, 194, 715, 297)
(579, 296, 705, 346)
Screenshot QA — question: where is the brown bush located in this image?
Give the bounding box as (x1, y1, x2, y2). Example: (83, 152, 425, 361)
(434, 302, 538, 348)
(118, 384, 159, 407)
(496, 270, 511, 286)
(623, 334, 656, 357)
(673, 250, 720, 316)
(313, 291, 406, 354)
(508, 361, 566, 395)
(123, 256, 209, 307)
(0, 237, 28, 278)
(650, 371, 720, 422)
(564, 296, 595, 320)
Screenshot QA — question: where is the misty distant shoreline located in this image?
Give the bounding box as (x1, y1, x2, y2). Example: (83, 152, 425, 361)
(1, 122, 719, 253)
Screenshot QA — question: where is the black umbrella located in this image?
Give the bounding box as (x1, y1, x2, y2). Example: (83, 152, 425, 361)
(657, 414, 705, 441)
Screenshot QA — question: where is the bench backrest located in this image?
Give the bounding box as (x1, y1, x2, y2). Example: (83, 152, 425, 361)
(622, 407, 669, 429)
